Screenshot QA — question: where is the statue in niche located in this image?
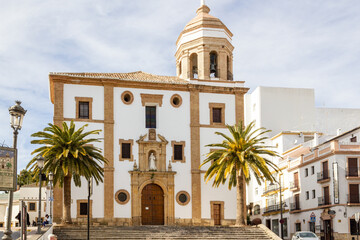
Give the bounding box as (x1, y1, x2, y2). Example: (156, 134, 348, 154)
(149, 152, 157, 171)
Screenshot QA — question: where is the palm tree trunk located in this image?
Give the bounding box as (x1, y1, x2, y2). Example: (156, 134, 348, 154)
(236, 173, 246, 226)
(62, 175, 72, 224)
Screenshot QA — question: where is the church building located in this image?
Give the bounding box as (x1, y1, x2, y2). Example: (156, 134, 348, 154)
(49, 2, 248, 226)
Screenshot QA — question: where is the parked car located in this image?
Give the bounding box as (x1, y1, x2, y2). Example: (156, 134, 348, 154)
(292, 231, 319, 240)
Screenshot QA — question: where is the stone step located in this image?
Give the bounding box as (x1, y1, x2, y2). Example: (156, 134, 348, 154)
(54, 225, 273, 240)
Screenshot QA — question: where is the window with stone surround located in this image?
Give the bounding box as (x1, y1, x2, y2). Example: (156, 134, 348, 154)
(172, 141, 185, 163)
(209, 103, 225, 126)
(77, 199, 92, 218)
(119, 139, 133, 161)
(146, 106, 156, 128)
(28, 202, 36, 212)
(75, 97, 93, 120)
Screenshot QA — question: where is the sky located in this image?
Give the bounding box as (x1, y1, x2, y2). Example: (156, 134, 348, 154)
(0, 0, 359, 172)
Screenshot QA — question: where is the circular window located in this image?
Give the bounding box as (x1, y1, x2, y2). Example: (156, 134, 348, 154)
(115, 189, 130, 205)
(170, 94, 182, 108)
(176, 191, 190, 206)
(121, 91, 134, 105)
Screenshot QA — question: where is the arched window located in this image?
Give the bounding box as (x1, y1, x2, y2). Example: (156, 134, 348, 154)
(210, 51, 218, 78)
(254, 205, 261, 215)
(190, 53, 198, 79)
(227, 55, 233, 80)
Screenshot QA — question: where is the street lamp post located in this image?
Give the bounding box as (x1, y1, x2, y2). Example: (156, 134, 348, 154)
(36, 156, 45, 234)
(49, 172, 53, 223)
(270, 180, 287, 240)
(2, 101, 26, 240)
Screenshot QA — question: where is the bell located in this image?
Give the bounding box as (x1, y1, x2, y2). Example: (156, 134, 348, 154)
(210, 64, 217, 73)
(193, 66, 198, 74)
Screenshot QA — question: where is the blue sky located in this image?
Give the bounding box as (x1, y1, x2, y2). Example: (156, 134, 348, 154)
(0, 0, 359, 172)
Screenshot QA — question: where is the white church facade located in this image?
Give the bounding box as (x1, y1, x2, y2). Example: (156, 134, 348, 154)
(49, 3, 247, 226)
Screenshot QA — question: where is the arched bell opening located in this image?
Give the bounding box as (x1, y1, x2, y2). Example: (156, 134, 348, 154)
(190, 53, 198, 79)
(210, 51, 218, 78)
(227, 55, 233, 80)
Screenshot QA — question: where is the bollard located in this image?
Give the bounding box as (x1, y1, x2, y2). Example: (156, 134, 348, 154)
(48, 233, 57, 240)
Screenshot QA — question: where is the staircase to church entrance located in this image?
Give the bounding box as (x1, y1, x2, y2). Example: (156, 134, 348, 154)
(53, 225, 279, 240)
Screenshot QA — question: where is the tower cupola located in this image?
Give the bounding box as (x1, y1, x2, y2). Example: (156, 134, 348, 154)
(176, 1, 234, 81)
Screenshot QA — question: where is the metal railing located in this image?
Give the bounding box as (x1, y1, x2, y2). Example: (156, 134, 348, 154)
(347, 194, 360, 204)
(290, 202, 301, 211)
(346, 167, 359, 177)
(264, 204, 281, 213)
(318, 195, 331, 206)
(263, 184, 279, 194)
(317, 171, 330, 181)
(289, 181, 299, 190)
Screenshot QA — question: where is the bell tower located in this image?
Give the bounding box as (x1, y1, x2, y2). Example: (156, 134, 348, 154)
(175, 1, 234, 81)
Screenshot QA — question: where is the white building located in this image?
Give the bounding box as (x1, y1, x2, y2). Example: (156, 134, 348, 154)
(0, 184, 47, 227)
(49, 2, 247, 226)
(246, 86, 360, 240)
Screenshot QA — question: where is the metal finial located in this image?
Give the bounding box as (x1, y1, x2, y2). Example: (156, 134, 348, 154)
(201, 0, 205, 6)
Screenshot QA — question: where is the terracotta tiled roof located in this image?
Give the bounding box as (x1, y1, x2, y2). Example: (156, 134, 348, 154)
(49, 71, 188, 85)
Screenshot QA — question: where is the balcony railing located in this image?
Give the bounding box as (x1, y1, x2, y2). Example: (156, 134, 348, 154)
(346, 167, 359, 177)
(289, 181, 299, 190)
(317, 171, 330, 182)
(290, 202, 301, 211)
(318, 195, 331, 206)
(347, 194, 360, 204)
(263, 184, 280, 194)
(264, 204, 281, 213)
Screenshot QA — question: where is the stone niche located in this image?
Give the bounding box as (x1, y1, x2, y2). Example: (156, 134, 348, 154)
(129, 130, 176, 226)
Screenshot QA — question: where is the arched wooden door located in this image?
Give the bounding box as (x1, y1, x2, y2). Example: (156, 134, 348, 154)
(141, 184, 164, 225)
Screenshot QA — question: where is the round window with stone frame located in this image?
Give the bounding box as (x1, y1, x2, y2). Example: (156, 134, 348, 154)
(115, 189, 130, 205)
(170, 94, 182, 108)
(176, 191, 190, 206)
(121, 91, 134, 105)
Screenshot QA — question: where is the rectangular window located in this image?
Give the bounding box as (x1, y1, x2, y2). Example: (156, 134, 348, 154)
(121, 143, 131, 159)
(174, 145, 183, 161)
(146, 106, 156, 128)
(212, 108, 222, 123)
(79, 101, 89, 119)
(305, 168, 308, 177)
(79, 202, 88, 216)
(311, 166, 314, 175)
(295, 222, 301, 232)
(29, 203, 36, 211)
(306, 191, 309, 200)
(351, 136, 357, 142)
(312, 190, 316, 199)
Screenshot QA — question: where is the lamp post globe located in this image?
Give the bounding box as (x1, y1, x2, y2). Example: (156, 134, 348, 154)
(2, 101, 26, 240)
(9, 101, 27, 132)
(36, 156, 45, 234)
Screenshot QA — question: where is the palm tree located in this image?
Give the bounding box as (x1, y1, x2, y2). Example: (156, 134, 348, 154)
(27, 121, 107, 224)
(200, 121, 280, 226)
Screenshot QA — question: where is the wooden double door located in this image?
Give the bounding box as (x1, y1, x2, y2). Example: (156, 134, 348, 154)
(141, 184, 164, 225)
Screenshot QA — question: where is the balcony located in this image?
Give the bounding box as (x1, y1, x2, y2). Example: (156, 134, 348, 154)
(346, 167, 360, 178)
(347, 194, 360, 204)
(290, 202, 301, 211)
(264, 204, 281, 213)
(317, 171, 330, 183)
(318, 196, 331, 206)
(263, 184, 280, 194)
(289, 181, 300, 191)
